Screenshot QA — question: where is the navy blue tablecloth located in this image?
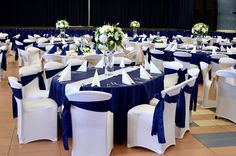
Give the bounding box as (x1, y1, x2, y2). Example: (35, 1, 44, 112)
(49, 67, 164, 144)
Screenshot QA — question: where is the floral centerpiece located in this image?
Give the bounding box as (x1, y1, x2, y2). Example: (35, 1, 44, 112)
(130, 21, 140, 29)
(192, 23, 209, 51)
(130, 20, 140, 37)
(192, 23, 209, 36)
(95, 24, 124, 75)
(56, 20, 69, 30)
(56, 20, 69, 38)
(95, 24, 124, 51)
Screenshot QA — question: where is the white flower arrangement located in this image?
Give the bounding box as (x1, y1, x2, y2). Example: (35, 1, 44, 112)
(192, 23, 209, 36)
(56, 20, 69, 30)
(95, 24, 124, 51)
(130, 21, 140, 29)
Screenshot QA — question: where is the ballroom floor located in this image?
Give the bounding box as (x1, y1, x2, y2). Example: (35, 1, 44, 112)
(1, 56, 236, 156)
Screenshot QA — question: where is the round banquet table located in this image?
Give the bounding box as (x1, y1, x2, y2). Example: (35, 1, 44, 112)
(49, 66, 164, 144)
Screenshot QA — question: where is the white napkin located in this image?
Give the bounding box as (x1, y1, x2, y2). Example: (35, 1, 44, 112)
(170, 43, 177, 52)
(165, 44, 172, 51)
(145, 59, 150, 70)
(58, 64, 71, 82)
(212, 47, 217, 54)
(140, 65, 152, 80)
(191, 46, 196, 53)
(77, 60, 87, 72)
(95, 57, 104, 68)
(220, 45, 226, 52)
(91, 70, 100, 87)
(122, 69, 135, 85)
(227, 47, 232, 54)
(120, 57, 125, 68)
(150, 61, 161, 74)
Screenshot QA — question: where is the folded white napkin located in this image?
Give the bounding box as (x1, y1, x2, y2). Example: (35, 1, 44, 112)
(77, 60, 87, 72)
(191, 46, 196, 53)
(227, 47, 232, 54)
(120, 57, 125, 68)
(91, 70, 100, 87)
(165, 44, 172, 51)
(150, 61, 161, 74)
(140, 65, 152, 80)
(122, 69, 135, 85)
(95, 57, 104, 68)
(212, 47, 217, 54)
(58, 64, 71, 82)
(144, 59, 150, 70)
(170, 43, 177, 52)
(220, 45, 226, 52)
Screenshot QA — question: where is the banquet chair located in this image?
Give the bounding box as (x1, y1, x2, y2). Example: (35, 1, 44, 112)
(163, 61, 183, 89)
(219, 57, 236, 70)
(19, 66, 49, 100)
(187, 68, 200, 123)
(65, 91, 113, 156)
(66, 58, 86, 71)
(173, 52, 192, 69)
(27, 47, 41, 66)
(0, 45, 7, 80)
(209, 54, 228, 79)
(175, 77, 197, 139)
(215, 70, 236, 123)
(149, 49, 164, 71)
(8, 76, 58, 144)
(200, 61, 218, 108)
(23, 39, 36, 50)
(44, 62, 65, 90)
(127, 83, 183, 154)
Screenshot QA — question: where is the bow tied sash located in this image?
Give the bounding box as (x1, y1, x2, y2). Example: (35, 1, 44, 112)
(175, 85, 193, 128)
(0, 49, 7, 71)
(9, 86, 22, 118)
(188, 75, 199, 111)
(62, 98, 112, 150)
(164, 68, 187, 84)
(20, 72, 46, 90)
(151, 93, 179, 143)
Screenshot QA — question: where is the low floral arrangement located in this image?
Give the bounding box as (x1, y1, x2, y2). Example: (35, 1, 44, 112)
(56, 20, 69, 30)
(80, 46, 91, 53)
(192, 23, 209, 36)
(130, 21, 140, 29)
(95, 24, 124, 51)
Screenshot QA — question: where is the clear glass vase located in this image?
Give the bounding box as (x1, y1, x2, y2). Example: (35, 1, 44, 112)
(196, 35, 203, 51)
(104, 50, 114, 75)
(60, 29, 66, 39)
(133, 29, 138, 37)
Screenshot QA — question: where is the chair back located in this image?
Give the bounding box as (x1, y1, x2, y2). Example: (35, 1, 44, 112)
(219, 57, 236, 70)
(173, 52, 192, 70)
(27, 47, 41, 65)
(150, 49, 164, 71)
(66, 91, 113, 156)
(210, 54, 228, 76)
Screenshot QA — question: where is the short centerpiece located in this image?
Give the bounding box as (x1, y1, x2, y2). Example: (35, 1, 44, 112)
(95, 24, 124, 75)
(56, 20, 69, 38)
(192, 22, 209, 51)
(130, 20, 140, 37)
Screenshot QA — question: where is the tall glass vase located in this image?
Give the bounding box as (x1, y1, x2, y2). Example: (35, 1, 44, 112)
(104, 50, 114, 76)
(133, 29, 138, 37)
(60, 29, 66, 39)
(196, 35, 203, 51)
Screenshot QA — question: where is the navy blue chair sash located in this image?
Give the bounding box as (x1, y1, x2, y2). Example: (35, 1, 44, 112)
(62, 98, 111, 150)
(9, 87, 22, 118)
(188, 75, 198, 111)
(210, 57, 219, 64)
(174, 55, 191, 62)
(164, 68, 187, 84)
(15, 44, 24, 61)
(45, 68, 65, 79)
(175, 85, 193, 128)
(151, 93, 179, 143)
(0, 49, 7, 71)
(20, 72, 46, 90)
(33, 42, 46, 51)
